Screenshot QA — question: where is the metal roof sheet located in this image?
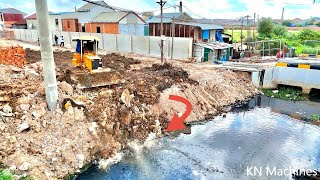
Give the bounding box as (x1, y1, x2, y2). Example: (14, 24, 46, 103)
(175, 22, 224, 30)
(147, 12, 186, 23)
(195, 42, 233, 50)
(0, 8, 26, 16)
(91, 12, 128, 23)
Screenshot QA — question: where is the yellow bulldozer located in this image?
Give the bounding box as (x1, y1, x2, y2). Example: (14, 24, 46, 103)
(69, 36, 122, 88)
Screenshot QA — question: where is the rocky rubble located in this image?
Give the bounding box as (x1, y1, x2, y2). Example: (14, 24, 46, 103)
(0, 50, 259, 179)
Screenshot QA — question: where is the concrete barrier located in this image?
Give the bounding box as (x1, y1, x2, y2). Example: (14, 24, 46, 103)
(132, 35, 149, 55)
(252, 65, 320, 94)
(116, 35, 131, 53)
(102, 34, 117, 52)
(30, 30, 38, 42)
(20, 30, 27, 41)
(13, 29, 20, 40)
(11, 29, 193, 60)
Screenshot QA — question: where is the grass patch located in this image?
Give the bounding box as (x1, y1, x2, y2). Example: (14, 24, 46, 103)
(0, 169, 13, 180)
(263, 87, 307, 101)
(311, 114, 320, 122)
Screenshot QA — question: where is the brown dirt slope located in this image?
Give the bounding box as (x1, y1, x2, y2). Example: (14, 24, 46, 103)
(0, 50, 258, 179)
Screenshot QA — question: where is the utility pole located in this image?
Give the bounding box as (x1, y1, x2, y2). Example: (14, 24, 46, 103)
(281, 7, 284, 20)
(157, 0, 166, 63)
(245, 15, 250, 53)
(253, 13, 256, 43)
(171, 17, 175, 60)
(35, 0, 58, 110)
(240, 17, 243, 51)
(179, 1, 183, 12)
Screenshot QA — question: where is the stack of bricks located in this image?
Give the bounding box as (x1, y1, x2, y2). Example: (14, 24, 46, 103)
(0, 46, 26, 68)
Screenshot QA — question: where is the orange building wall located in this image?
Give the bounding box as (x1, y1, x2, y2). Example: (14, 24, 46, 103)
(62, 19, 80, 32)
(85, 23, 119, 34)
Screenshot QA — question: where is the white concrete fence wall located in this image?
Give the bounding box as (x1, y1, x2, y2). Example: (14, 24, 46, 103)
(11, 29, 193, 60)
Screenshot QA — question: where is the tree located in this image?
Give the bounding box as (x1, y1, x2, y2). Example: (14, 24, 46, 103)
(273, 25, 288, 37)
(282, 20, 293, 27)
(316, 22, 320, 27)
(258, 18, 274, 38)
(298, 29, 320, 41)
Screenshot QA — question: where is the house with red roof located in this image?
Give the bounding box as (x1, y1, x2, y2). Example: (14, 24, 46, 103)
(0, 8, 26, 30)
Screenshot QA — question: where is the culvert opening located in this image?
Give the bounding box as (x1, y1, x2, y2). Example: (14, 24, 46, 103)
(309, 89, 320, 102)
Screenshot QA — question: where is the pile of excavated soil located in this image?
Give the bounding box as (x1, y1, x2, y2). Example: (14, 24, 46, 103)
(1, 49, 259, 179)
(101, 53, 140, 72)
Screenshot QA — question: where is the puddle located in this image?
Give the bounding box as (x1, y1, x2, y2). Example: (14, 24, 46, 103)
(77, 96, 320, 180)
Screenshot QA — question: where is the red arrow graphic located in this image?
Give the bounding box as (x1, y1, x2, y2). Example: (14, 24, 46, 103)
(166, 95, 192, 131)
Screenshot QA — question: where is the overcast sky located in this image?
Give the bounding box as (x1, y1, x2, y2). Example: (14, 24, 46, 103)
(1, 0, 319, 19)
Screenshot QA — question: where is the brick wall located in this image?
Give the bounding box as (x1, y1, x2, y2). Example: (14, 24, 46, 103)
(62, 19, 80, 32)
(85, 23, 119, 34)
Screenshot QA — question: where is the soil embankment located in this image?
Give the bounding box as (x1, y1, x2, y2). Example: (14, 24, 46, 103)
(0, 49, 258, 179)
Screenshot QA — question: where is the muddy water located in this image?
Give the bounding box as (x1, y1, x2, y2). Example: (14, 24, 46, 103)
(77, 96, 320, 180)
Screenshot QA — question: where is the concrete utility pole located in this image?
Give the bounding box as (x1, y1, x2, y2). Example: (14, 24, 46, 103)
(35, 0, 58, 110)
(253, 13, 256, 42)
(281, 7, 284, 20)
(240, 17, 243, 51)
(171, 17, 175, 60)
(245, 15, 250, 52)
(157, 0, 166, 63)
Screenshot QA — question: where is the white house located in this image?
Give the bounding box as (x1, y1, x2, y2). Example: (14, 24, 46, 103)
(61, 1, 115, 32)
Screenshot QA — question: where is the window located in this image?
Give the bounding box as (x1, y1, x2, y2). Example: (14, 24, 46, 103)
(0, 14, 3, 22)
(67, 21, 70, 28)
(82, 26, 85, 32)
(96, 26, 101, 33)
(55, 19, 58, 26)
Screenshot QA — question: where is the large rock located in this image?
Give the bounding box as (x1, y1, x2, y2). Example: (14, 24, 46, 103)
(19, 162, 31, 171)
(17, 122, 29, 133)
(120, 89, 133, 107)
(59, 81, 73, 95)
(20, 104, 30, 111)
(24, 68, 40, 79)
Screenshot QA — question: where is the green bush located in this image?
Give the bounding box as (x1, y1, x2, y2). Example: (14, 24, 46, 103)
(263, 87, 307, 101)
(273, 25, 287, 37)
(311, 114, 320, 121)
(0, 169, 13, 180)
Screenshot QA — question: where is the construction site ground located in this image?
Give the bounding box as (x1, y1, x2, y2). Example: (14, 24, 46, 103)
(0, 39, 259, 179)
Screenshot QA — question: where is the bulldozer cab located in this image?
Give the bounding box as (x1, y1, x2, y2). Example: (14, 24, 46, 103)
(73, 36, 99, 56)
(71, 36, 102, 73)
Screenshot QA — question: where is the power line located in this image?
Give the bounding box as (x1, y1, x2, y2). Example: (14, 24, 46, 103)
(182, 5, 205, 19)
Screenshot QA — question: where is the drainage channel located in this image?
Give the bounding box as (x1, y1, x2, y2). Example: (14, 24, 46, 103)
(77, 96, 320, 180)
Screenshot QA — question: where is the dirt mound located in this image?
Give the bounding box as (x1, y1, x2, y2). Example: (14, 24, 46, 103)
(101, 53, 140, 71)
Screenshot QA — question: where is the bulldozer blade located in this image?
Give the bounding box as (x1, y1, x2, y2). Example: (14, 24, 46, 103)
(71, 69, 124, 89)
